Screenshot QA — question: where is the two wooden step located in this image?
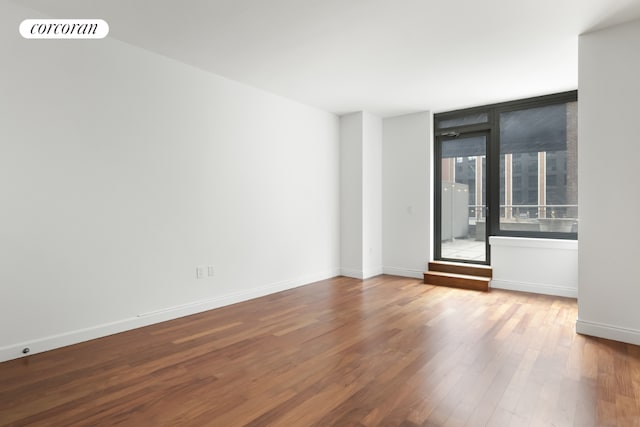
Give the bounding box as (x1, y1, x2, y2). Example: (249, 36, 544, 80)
(424, 261, 492, 292)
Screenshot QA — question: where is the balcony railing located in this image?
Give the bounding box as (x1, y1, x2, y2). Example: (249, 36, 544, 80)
(468, 204, 578, 219)
(467, 204, 578, 233)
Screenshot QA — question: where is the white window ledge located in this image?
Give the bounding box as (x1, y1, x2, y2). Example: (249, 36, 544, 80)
(489, 236, 577, 251)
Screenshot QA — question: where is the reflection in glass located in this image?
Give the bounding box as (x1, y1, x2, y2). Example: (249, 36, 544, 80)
(499, 102, 578, 233)
(438, 113, 488, 129)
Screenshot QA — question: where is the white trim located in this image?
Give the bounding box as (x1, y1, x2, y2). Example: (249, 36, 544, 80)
(490, 279, 577, 298)
(362, 267, 384, 279)
(339, 268, 364, 279)
(0, 269, 340, 363)
(489, 236, 577, 251)
(576, 319, 640, 346)
(382, 266, 424, 279)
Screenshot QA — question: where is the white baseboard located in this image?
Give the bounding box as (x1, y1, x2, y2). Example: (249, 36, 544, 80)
(362, 267, 383, 279)
(576, 319, 640, 346)
(339, 268, 364, 279)
(0, 269, 340, 363)
(340, 267, 386, 279)
(490, 279, 577, 298)
(382, 266, 424, 279)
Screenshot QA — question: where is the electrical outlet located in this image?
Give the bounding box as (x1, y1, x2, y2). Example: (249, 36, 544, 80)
(196, 265, 205, 279)
(207, 265, 214, 277)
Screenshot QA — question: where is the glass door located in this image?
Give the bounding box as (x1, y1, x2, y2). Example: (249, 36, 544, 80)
(435, 131, 489, 264)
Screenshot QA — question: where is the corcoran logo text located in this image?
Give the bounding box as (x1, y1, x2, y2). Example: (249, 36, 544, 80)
(19, 19, 109, 39)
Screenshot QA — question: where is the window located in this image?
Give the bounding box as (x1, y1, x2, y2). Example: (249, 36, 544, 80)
(498, 101, 577, 234)
(439, 112, 488, 128)
(435, 91, 577, 241)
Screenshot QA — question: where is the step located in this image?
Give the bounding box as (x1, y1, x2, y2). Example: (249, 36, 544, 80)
(423, 271, 490, 292)
(428, 261, 492, 278)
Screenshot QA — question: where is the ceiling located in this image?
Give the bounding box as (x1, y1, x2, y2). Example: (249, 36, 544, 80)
(16, 0, 640, 117)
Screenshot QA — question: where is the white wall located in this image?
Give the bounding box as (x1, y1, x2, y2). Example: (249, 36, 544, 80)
(339, 111, 382, 279)
(362, 112, 383, 278)
(382, 112, 431, 278)
(577, 18, 640, 345)
(339, 113, 364, 277)
(490, 237, 578, 298)
(0, 2, 340, 362)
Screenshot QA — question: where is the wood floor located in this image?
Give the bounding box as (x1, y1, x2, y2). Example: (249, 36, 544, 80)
(1, 275, 639, 426)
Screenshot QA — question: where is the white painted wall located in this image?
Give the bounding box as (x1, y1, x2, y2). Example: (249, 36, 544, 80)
(340, 112, 363, 278)
(339, 111, 382, 279)
(382, 112, 431, 278)
(576, 18, 640, 345)
(339, 113, 364, 277)
(0, 2, 340, 362)
(490, 237, 578, 298)
(362, 112, 383, 278)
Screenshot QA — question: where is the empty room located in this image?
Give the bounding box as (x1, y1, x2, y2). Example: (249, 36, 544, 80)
(2, 0, 640, 425)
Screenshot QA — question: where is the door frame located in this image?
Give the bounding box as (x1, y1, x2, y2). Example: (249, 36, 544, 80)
(434, 129, 492, 265)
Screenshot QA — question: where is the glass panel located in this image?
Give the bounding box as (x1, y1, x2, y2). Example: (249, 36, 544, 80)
(441, 135, 486, 262)
(500, 104, 566, 154)
(499, 101, 578, 233)
(438, 112, 488, 129)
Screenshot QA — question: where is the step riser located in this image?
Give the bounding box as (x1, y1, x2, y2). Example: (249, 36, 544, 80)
(428, 262, 492, 278)
(424, 273, 490, 292)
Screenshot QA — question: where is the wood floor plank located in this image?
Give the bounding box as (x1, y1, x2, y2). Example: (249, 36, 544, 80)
(1, 275, 640, 426)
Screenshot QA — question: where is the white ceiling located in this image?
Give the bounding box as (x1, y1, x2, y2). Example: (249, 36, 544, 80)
(17, 0, 640, 117)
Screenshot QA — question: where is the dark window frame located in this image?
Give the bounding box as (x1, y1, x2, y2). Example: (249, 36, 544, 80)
(435, 90, 578, 243)
(434, 129, 491, 264)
